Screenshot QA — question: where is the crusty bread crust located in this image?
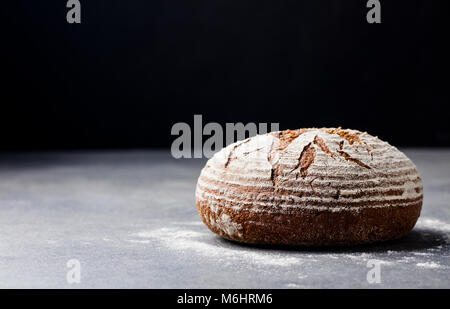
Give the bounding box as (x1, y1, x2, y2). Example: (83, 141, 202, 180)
(195, 128, 423, 246)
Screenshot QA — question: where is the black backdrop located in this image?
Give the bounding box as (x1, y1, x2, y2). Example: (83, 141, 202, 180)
(2, 1, 449, 150)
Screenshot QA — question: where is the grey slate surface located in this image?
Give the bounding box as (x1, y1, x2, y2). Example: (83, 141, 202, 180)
(0, 149, 449, 288)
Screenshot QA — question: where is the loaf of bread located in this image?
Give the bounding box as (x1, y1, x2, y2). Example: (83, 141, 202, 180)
(195, 128, 423, 246)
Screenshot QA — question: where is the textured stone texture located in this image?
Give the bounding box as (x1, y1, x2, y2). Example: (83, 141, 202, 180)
(0, 150, 448, 288)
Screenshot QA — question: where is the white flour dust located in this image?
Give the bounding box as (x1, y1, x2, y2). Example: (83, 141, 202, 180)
(391, 217, 450, 268)
(125, 216, 450, 269)
(285, 283, 305, 288)
(342, 253, 395, 266)
(416, 218, 450, 232)
(131, 227, 305, 267)
(416, 262, 443, 269)
(413, 252, 433, 256)
(128, 239, 151, 244)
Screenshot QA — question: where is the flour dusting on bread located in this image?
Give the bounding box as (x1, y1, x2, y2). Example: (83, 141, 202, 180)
(196, 128, 423, 246)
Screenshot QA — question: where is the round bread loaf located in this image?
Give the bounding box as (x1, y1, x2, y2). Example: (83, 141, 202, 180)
(195, 128, 423, 246)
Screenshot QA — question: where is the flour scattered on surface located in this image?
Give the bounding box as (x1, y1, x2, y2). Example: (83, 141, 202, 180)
(397, 256, 416, 263)
(131, 227, 304, 267)
(343, 254, 394, 266)
(170, 221, 204, 226)
(124, 217, 450, 270)
(416, 218, 450, 232)
(127, 239, 151, 244)
(413, 252, 433, 256)
(342, 253, 372, 263)
(285, 283, 305, 288)
(416, 262, 443, 269)
(378, 260, 395, 266)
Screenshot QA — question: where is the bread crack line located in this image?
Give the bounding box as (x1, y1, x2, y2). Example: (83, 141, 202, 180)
(224, 139, 251, 168)
(267, 135, 372, 189)
(337, 150, 372, 169)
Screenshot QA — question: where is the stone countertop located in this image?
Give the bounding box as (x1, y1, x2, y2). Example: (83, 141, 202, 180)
(0, 149, 449, 288)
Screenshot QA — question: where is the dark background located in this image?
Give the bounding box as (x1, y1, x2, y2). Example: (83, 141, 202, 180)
(2, 0, 449, 151)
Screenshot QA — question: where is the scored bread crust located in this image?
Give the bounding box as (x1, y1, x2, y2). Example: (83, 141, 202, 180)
(195, 128, 423, 246)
